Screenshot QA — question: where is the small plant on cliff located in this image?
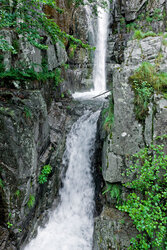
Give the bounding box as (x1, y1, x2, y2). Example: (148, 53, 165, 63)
(129, 62, 167, 122)
(0, 178, 4, 188)
(38, 164, 52, 184)
(133, 30, 157, 40)
(103, 95, 114, 133)
(27, 194, 35, 208)
(7, 222, 13, 228)
(118, 141, 167, 249)
(103, 183, 121, 203)
(14, 189, 20, 198)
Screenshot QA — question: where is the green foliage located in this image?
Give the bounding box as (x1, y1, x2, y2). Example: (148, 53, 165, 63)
(126, 23, 139, 33)
(152, 8, 164, 21)
(14, 190, 20, 197)
(129, 62, 167, 121)
(27, 194, 35, 208)
(69, 44, 77, 58)
(7, 222, 13, 228)
(38, 164, 52, 184)
(162, 38, 167, 47)
(0, 0, 104, 54)
(118, 143, 167, 249)
(120, 17, 125, 30)
(0, 36, 17, 54)
(133, 30, 157, 40)
(163, 34, 167, 39)
(24, 106, 32, 118)
(0, 62, 63, 88)
(132, 80, 153, 122)
(54, 68, 63, 88)
(145, 9, 164, 24)
(0, 178, 4, 188)
(103, 95, 114, 132)
(103, 183, 121, 203)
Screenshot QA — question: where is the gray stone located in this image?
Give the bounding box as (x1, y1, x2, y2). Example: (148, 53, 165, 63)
(123, 0, 147, 21)
(93, 206, 138, 250)
(19, 36, 42, 72)
(46, 38, 58, 71)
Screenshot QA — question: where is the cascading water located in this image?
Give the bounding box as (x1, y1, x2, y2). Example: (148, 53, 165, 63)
(93, 1, 110, 93)
(24, 111, 100, 250)
(24, 1, 110, 249)
(73, 1, 110, 100)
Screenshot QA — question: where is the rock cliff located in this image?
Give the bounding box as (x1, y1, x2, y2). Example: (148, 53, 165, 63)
(94, 0, 167, 249)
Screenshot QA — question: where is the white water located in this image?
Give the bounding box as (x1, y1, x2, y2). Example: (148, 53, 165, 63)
(93, 2, 109, 93)
(24, 111, 100, 250)
(74, 1, 110, 99)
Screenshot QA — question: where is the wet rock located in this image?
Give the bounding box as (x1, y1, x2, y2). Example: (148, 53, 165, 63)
(93, 206, 138, 250)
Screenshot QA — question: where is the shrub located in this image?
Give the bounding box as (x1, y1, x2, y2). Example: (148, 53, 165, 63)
(118, 142, 167, 249)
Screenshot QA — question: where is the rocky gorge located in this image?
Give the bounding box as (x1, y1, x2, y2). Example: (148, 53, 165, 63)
(0, 0, 167, 249)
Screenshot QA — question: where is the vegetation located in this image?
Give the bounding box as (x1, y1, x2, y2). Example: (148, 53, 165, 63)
(103, 183, 121, 203)
(129, 62, 167, 122)
(27, 194, 35, 208)
(118, 141, 167, 249)
(133, 30, 157, 40)
(7, 222, 13, 228)
(0, 0, 107, 54)
(0, 58, 63, 88)
(38, 164, 52, 184)
(14, 190, 20, 198)
(0, 0, 95, 54)
(0, 178, 4, 188)
(103, 95, 114, 132)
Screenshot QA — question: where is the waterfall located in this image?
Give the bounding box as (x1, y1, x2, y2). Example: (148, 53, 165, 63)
(73, 1, 109, 100)
(93, 1, 110, 92)
(24, 110, 100, 250)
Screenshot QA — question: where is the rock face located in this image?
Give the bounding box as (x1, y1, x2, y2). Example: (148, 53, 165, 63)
(0, 2, 96, 248)
(93, 206, 138, 250)
(0, 87, 101, 248)
(1, 0, 167, 249)
(94, 0, 167, 248)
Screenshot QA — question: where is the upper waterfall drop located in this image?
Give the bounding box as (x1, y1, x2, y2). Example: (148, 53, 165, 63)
(73, 2, 110, 100)
(93, 2, 110, 93)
